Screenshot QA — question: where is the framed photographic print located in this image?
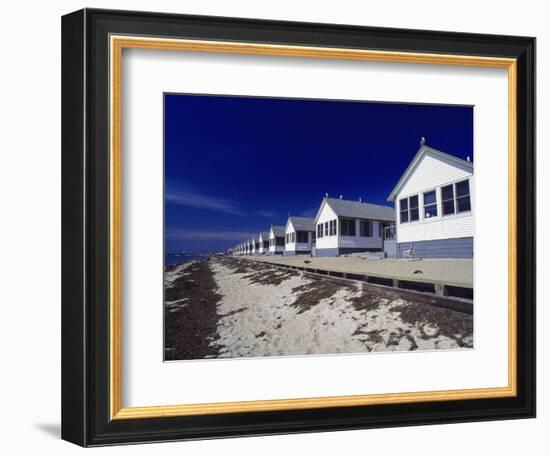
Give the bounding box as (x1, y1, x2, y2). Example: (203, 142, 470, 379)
(61, 8, 536, 446)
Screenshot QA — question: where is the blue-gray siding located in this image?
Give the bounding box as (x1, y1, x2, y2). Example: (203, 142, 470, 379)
(284, 250, 311, 256)
(314, 247, 382, 257)
(397, 236, 473, 259)
(314, 248, 339, 257)
(384, 240, 397, 258)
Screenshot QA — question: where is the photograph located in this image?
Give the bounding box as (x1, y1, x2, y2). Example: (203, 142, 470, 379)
(163, 94, 475, 361)
(58, 6, 536, 447)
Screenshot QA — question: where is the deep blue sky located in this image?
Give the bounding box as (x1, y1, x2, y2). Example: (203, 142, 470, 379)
(164, 94, 473, 253)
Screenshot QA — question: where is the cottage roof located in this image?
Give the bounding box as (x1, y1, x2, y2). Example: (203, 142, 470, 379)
(288, 216, 315, 232)
(270, 225, 285, 237)
(387, 144, 473, 202)
(320, 198, 394, 222)
(259, 231, 269, 240)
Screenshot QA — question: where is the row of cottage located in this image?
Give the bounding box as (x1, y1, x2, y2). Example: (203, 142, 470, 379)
(232, 142, 474, 259)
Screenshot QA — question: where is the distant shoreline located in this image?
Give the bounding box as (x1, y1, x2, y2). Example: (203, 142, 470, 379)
(165, 254, 210, 268)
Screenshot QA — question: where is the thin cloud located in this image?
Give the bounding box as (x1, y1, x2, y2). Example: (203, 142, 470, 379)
(166, 228, 257, 241)
(255, 210, 275, 218)
(165, 190, 243, 215)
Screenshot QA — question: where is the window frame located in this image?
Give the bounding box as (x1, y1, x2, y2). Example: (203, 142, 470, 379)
(399, 197, 409, 224)
(399, 195, 419, 223)
(360, 220, 373, 237)
(441, 184, 456, 217)
(455, 179, 472, 214)
(423, 190, 438, 219)
(340, 218, 356, 237)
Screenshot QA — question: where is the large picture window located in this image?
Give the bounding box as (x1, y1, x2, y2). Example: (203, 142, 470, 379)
(423, 190, 438, 219)
(360, 220, 373, 237)
(340, 219, 356, 236)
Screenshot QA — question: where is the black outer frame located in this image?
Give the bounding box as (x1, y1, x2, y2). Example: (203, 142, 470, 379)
(61, 8, 536, 447)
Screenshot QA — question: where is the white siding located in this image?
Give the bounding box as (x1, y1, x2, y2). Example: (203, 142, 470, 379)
(284, 220, 313, 253)
(395, 152, 474, 244)
(398, 152, 472, 197)
(284, 220, 297, 252)
(315, 202, 339, 249)
(268, 227, 284, 254)
(258, 234, 268, 254)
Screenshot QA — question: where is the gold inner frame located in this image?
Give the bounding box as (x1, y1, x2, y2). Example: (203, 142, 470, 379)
(109, 35, 517, 420)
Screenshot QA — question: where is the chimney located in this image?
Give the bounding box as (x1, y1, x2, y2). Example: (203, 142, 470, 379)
(325, 192, 328, 198)
(339, 195, 343, 199)
(359, 197, 362, 203)
(467, 156, 471, 162)
(420, 136, 426, 146)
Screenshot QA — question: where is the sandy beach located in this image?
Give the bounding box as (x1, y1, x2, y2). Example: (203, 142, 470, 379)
(164, 257, 473, 361)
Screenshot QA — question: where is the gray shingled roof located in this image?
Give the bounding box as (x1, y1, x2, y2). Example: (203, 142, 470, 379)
(325, 198, 395, 221)
(259, 231, 269, 240)
(270, 225, 285, 237)
(289, 216, 315, 231)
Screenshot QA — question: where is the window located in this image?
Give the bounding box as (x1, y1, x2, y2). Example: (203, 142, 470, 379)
(263, 240, 269, 248)
(399, 198, 408, 223)
(276, 237, 285, 246)
(456, 179, 471, 213)
(324, 222, 329, 236)
(400, 196, 419, 223)
(409, 195, 419, 221)
(330, 219, 337, 236)
(297, 231, 309, 243)
(317, 224, 323, 238)
(423, 190, 438, 218)
(360, 220, 373, 237)
(441, 184, 455, 216)
(340, 219, 356, 236)
(441, 180, 471, 216)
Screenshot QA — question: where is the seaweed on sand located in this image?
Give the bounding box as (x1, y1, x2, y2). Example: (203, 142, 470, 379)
(244, 268, 299, 286)
(164, 260, 222, 360)
(290, 279, 352, 314)
(392, 301, 473, 347)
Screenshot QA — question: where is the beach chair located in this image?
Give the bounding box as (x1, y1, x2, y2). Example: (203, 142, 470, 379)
(402, 244, 415, 259)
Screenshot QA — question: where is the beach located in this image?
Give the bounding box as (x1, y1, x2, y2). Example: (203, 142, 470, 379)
(164, 257, 473, 361)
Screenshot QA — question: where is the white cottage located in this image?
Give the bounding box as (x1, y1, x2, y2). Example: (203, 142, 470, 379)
(284, 216, 315, 256)
(313, 197, 394, 257)
(268, 225, 285, 255)
(387, 142, 474, 258)
(250, 237, 258, 255)
(258, 231, 270, 255)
